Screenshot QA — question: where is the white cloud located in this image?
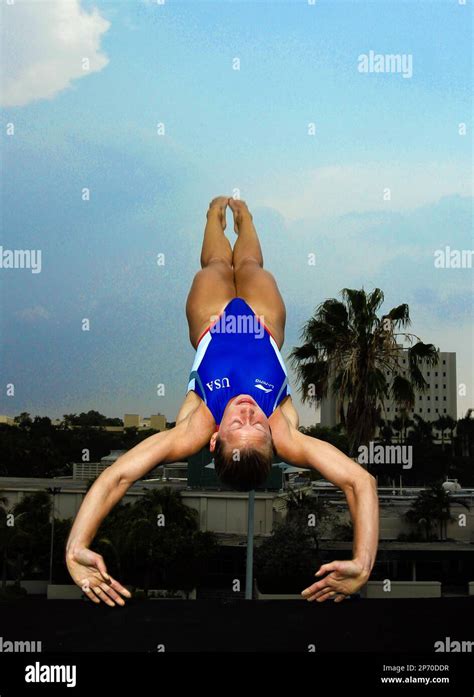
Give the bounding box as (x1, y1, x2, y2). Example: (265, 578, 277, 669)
(255, 162, 472, 223)
(16, 305, 51, 322)
(1, 0, 110, 108)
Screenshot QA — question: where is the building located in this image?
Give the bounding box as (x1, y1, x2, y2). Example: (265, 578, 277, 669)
(0, 413, 167, 433)
(320, 350, 457, 435)
(72, 450, 127, 480)
(123, 413, 166, 431)
(382, 351, 457, 424)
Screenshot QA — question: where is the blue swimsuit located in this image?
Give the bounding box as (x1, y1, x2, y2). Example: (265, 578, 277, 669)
(186, 297, 291, 425)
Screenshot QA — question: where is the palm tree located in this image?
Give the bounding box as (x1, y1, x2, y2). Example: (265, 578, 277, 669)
(408, 414, 434, 446)
(95, 487, 209, 597)
(405, 482, 469, 541)
(391, 417, 402, 444)
(290, 288, 438, 453)
(285, 488, 333, 554)
(434, 416, 451, 450)
(445, 415, 457, 455)
(0, 494, 41, 591)
(391, 411, 413, 443)
(457, 411, 474, 457)
(378, 419, 394, 445)
(0, 494, 11, 591)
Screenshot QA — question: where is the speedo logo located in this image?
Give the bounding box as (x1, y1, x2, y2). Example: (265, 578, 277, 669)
(255, 379, 274, 393)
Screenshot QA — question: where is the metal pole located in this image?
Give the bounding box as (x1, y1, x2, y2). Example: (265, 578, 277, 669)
(245, 489, 255, 599)
(48, 487, 60, 585)
(49, 493, 55, 584)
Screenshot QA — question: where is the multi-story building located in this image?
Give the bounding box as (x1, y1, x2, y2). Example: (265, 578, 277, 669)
(320, 350, 457, 433)
(381, 351, 457, 425)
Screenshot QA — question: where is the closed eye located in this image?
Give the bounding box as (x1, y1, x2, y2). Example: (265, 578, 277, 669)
(231, 420, 265, 431)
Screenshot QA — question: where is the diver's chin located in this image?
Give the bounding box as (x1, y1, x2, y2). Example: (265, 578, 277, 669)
(232, 394, 258, 407)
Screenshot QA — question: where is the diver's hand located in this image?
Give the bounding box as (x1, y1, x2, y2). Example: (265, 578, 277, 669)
(66, 547, 131, 607)
(301, 559, 369, 603)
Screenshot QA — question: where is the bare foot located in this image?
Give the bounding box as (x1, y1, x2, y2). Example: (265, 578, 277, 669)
(207, 196, 229, 230)
(228, 197, 252, 234)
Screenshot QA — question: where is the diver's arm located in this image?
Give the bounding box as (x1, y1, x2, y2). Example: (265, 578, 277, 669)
(294, 430, 379, 579)
(65, 413, 212, 604)
(271, 412, 378, 600)
(67, 413, 210, 553)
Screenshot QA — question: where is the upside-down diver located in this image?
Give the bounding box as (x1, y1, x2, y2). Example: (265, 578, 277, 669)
(66, 196, 379, 605)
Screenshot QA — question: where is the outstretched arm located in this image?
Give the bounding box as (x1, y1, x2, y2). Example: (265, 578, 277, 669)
(66, 412, 211, 606)
(271, 409, 379, 602)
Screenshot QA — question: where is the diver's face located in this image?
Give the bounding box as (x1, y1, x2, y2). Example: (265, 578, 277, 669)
(212, 394, 271, 450)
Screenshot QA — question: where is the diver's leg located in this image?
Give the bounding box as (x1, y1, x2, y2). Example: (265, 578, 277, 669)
(185, 197, 236, 349)
(230, 198, 286, 349)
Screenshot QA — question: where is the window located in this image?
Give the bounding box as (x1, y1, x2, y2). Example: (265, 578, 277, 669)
(435, 396, 438, 401)
(427, 408, 431, 413)
(419, 408, 423, 413)
(443, 372, 446, 377)
(443, 359, 446, 365)
(443, 396, 446, 401)
(387, 407, 390, 412)
(427, 396, 430, 401)
(402, 359, 406, 364)
(435, 408, 439, 413)
(443, 408, 447, 413)
(394, 407, 398, 412)
(427, 371, 430, 376)
(435, 372, 438, 377)
(435, 384, 438, 389)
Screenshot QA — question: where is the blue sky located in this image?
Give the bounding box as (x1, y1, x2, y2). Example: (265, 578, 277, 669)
(1, 0, 472, 426)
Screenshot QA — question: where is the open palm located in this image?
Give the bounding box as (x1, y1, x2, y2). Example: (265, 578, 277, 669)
(66, 547, 131, 607)
(301, 559, 369, 603)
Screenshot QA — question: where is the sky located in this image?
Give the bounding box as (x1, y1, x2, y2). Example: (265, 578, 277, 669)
(0, 0, 472, 427)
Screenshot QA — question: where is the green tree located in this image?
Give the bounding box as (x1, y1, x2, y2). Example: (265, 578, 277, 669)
(457, 412, 474, 457)
(378, 418, 394, 445)
(93, 487, 217, 597)
(0, 491, 54, 590)
(391, 410, 413, 443)
(13, 412, 33, 430)
(298, 424, 350, 454)
(290, 288, 438, 454)
(255, 490, 343, 592)
(405, 482, 470, 541)
(407, 414, 434, 446)
(434, 416, 451, 451)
